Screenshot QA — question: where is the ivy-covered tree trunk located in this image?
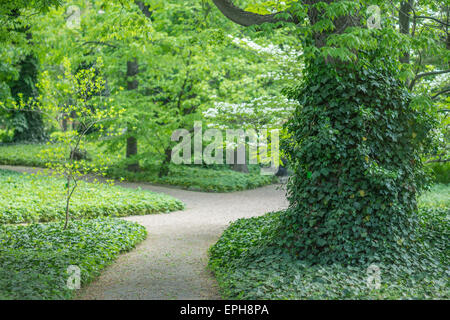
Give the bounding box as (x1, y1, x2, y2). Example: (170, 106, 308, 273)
(279, 11, 431, 264)
(126, 58, 140, 172)
(282, 57, 432, 264)
(212, 0, 434, 265)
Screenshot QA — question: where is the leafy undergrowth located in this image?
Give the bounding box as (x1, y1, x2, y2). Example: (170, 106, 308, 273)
(0, 169, 184, 224)
(209, 187, 450, 300)
(0, 143, 51, 167)
(427, 162, 450, 184)
(0, 144, 276, 192)
(0, 143, 115, 168)
(108, 164, 277, 192)
(0, 218, 147, 299)
(418, 184, 450, 209)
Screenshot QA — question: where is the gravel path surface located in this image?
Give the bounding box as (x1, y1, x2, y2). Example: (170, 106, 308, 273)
(1, 165, 289, 300)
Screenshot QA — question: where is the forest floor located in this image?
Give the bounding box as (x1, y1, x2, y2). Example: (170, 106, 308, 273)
(0, 165, 289, 300)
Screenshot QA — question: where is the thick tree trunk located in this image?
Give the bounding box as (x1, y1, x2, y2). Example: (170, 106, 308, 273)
(126, 58, 140, 172)
(305, 0, 361, 50)
(212, 1, 426, 265)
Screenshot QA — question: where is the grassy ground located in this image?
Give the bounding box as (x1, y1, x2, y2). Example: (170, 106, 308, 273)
(0, 218, 147, 299)
(0, 168, 184, 224)
(0, 143, 276, 192)
(418, 184, 450, 209)
(209, 184, 450, 299)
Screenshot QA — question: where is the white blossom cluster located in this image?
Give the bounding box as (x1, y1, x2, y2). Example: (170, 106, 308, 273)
(424, 72, 449, 91)
(203, 95, 298, 128)
(268, 2, 288, 13)
(258, 71, 297, 81)
(202, 36, 302, 129)
(228, 35, 301, 66)
(228, 35, 303, 83)
(412, 71, 450, 98)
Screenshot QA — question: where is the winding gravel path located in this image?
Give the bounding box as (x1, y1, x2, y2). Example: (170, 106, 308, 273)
(1, 165, 288, 300)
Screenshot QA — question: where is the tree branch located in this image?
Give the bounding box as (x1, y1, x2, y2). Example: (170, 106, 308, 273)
(415, 15, 450, 27)
(211, 0, 297, 27)
(432, 87, 450, 100)
(425, 158, 450, 163)
(82, 41, 118, 49)
(409, 69, 450, 90)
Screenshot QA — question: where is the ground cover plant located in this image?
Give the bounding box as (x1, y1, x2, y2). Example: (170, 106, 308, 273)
(0, 169, 184, 224)
(108, 164, 277, 193)
(427, 162, 450, 184)
(418, 184, 450, 209)
(0, 218, 147, 299)
(209, 185, 450, 299)
(0, 143, 62, 167)
(0, 143, 117, 168)
(0, 143, 276, 192)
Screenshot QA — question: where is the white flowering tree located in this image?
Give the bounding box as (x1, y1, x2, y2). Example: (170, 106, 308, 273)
(202, 36, 302, 172)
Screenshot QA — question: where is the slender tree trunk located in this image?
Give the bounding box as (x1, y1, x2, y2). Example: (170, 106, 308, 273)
(399, 1, 413, 64)
(62, 113, 68, 132)
(231, 149, 249, 173)
(70, 110, 77, 131)
(158, 146, 172, 178)
(126, 58, 140, 172)
(126, 136, 139, 170)
(447, 26, 450, 68)
(64, 175, 71, 230)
